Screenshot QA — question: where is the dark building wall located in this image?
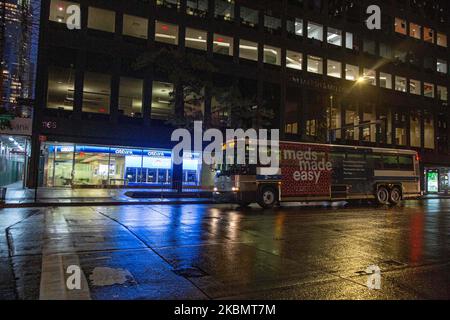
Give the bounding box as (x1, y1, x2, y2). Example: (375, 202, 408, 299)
(30, 0, 450, 188)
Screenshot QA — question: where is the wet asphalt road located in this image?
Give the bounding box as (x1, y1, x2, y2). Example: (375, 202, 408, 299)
(0, 199, 449, 300)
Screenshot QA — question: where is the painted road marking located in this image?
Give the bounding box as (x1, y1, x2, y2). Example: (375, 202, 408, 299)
(39, 211, 91, 300)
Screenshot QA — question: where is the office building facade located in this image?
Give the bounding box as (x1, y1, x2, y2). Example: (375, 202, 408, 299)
(31, 0, 450, 193)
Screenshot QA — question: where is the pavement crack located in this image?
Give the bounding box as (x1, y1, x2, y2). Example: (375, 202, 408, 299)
(93, 208, 212, 300)
(4, 209, 43, 300)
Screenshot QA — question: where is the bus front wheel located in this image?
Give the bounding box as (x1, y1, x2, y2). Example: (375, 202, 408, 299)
(257, 187, 277, 209)
(389, 187, 402, 206)
(376, 186, 390, 205)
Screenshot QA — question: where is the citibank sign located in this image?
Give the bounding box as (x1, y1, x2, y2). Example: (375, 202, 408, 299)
(147, 150, 166, 157)
(49, 145, 173, 158)
(114, 149, 134, 155)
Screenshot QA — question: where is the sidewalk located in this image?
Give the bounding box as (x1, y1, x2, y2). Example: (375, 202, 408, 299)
(1, 187, 214, 208)
(421, 193, 450, 200)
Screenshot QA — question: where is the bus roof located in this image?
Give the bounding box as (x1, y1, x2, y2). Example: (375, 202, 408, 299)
(224, 139, 418, 155)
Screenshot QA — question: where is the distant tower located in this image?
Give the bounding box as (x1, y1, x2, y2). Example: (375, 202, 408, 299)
(0, 0, 39, 118)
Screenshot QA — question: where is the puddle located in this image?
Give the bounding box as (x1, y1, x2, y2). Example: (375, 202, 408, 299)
(89, 267, 134, 286)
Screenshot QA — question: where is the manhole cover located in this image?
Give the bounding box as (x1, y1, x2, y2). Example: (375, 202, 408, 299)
(173, 267, 208, 278)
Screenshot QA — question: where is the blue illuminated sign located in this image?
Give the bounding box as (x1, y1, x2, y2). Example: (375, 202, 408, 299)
(48, 145, 172, 158)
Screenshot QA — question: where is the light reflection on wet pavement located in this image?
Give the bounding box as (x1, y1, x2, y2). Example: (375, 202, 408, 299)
(0, 200, 449, 300)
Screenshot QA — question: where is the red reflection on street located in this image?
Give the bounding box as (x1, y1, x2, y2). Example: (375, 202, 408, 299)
(409, 212, 424, 264)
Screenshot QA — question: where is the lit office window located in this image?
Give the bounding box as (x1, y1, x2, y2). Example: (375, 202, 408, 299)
(49, 0, 78, 24)
(394, 17, 407, 35)
(437, 33, 447, 47)
(307, 22, 323, 41)
(424, 27, 434, 43)
(345, 64, 359, 81)
(409, 23, 421, 39)
(88, 7, 115, 33)
(214, 0, 234, 21)
(424, 83, 435, 98)
(410, 79, 421, 95)
(185, 28, 207, 51)
(286, 50, 302, 70)
(47, 66, 75, 110)
(186, 0, 208, 18)
(307, 55, 323, 74)
(213, 34, 233, 56)
(327, 27, 342, 46)
(123, 15, 148, 39)
(286, 18, 303, 37)
(263, 45, 281, 65)
(437, 59, 447, 74)
(240, 6, 258, 28)
(82, 72, 111, 114)
(345, 32, 354, 49)
(438, 86, 448, 101)
(285, 122, 298, 135)
(395, 76, 407, 92)
(239, 39, 258, 61)
(363, 69, 376, 86)
(156, 0, 180, 10)
(119, 77, 143, 118)
(151, 81, 174, 120)
(344, 106, 359, 141)
(155, 21, 179, 45)
(264, 15, 282, 34)
(306, 120, 317, 137)
(379, 72, 392, 89)
(327, 60, 342, 78)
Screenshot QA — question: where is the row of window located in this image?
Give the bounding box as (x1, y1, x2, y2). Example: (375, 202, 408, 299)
(50, 1, 450, 78)
(394, 17, 448, 47)
(165, 1, 450, 51)
(285, 103, 439, 150)
(47, 66, 175, 120)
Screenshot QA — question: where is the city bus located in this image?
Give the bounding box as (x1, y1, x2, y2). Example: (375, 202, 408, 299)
(213, 140, 421, 208)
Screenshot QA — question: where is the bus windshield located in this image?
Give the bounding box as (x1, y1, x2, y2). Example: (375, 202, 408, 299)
(215, 141, 258, 176)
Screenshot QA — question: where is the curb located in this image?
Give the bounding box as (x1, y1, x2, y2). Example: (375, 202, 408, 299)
(0, 199, 216, 209)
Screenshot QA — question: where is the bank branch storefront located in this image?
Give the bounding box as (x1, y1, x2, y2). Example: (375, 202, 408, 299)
(41, 143, 202, 188)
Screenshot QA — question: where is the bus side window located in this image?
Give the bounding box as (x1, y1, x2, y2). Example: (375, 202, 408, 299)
(383, 155, 399, 170)
(330, 152, 346, 164)
(398, 155, 414, 171)
(347, 152, 365, 161)
(330, 151, 346, 180)
(367, 154, 383, 170)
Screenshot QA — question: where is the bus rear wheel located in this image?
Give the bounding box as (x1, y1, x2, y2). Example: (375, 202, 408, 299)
(376, 186, 390, 205)
(257, 187, 277, 209)
(389, 187, 402, 206)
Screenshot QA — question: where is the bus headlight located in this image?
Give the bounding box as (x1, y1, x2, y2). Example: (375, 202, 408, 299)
(213, 187, 218, 192)
(232, 187, 239, 192)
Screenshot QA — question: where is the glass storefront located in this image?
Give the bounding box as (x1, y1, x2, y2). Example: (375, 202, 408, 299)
(41, 143, 202, 188)
(425, 168, 450, 194)
(0, 135, 31, 188)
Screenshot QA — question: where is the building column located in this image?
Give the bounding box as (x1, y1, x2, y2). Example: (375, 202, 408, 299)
(73, 51, 85, 119)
